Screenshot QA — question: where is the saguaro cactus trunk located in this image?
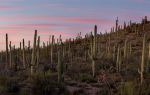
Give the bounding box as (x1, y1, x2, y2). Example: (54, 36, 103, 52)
(138, 34, 146, 85)
(36, 36, 40, 66)
(31, 30, 37, 75)
(51, 35, 54, 64)
(124, 39, 127, 63)
(88, 25, 97, 77)
(116, 46, 121, 72)
(9, 41, 12, 68)
(57, 50, 63, 83)
(6, 33, 9, 69)
(22, 39, 26, 68)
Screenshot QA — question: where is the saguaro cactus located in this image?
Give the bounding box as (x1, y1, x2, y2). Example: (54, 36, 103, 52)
(124, 39, 127, 63)
(28, 40, 30, 50)
(6, 33, 9, 69)
(31, 30, 37, 75)
(148, 42, 150, 67)
(51, 35, 54, 64)
(116, 45, 121, 72)
(129, 42, 132, 56)
(22, 39, 26, 68)
(138, 34, 146, 85)
(57, 50, 63, 83)
(88, 25, 97, 77)
(113, 45, 116, 61)
(36, 36, 40, 66)
(116, 17, 119, 32)
(9, 41, 12, 68)
(107, 35, 111, 58)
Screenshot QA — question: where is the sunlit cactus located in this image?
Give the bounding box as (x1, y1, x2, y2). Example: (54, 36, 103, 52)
(88, 25, 97, 77)
(36, 36, 40, 66)
(138, 34, 146, 85)
(124, 39, 127, 63)
(31, 30, 37, 75)
(57, 50, 64, 83)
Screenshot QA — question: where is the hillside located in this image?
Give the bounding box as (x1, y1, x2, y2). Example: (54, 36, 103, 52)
(0, 16, 150, 95)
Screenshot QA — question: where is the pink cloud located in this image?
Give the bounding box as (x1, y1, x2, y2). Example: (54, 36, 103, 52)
(0, 5, 25, 10)
(0, 15, 113, 25)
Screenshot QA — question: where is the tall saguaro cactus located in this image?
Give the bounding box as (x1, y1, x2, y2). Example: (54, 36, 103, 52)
(124, 39, 127, 63)
(22, 39, 26, 68)
(138, 34, 146, 85)
(57, 50, 63, 83)
(6, 33, 9, 69)
(9, 41, 12, 68)
(116, 17, 119, 32)
(116, 45, 121, 72)
(31, 30, 37, 75)
(51, 35, 54, 64)
(36, 36, 40, 66)
(88, 25, 97, 77)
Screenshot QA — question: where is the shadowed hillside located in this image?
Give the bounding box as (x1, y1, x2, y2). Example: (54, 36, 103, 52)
(0, 16, 150, 95)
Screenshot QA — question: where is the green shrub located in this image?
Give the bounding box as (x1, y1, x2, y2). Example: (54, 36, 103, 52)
(30, 72, 69, 95)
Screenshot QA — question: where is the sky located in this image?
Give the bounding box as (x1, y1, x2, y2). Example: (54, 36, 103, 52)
(0, 0, 149, 50)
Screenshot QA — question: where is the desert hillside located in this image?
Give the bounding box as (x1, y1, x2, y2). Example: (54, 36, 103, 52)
(0, 16, 150, 95)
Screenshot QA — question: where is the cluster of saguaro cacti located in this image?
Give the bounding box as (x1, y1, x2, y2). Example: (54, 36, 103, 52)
(1, 16, 150, 87)
(88, 25, 97, 77)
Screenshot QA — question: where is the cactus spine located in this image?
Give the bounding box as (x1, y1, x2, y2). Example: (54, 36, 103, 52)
(31, 30, 37, 75)
(138, 34, 146, 85)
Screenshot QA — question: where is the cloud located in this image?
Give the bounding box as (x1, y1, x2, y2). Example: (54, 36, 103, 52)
(0, 5, 26, 11)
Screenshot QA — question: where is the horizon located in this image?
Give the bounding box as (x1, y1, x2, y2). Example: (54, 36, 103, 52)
(0, 0, 149, 50)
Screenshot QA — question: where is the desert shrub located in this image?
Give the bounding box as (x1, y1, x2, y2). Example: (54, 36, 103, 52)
(0, 76, 20, 94)
(79, 73, 96, 83)
(30, 72, 69, 95)
(140, 82, 150, 95)
(118, 81, 135, 95)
